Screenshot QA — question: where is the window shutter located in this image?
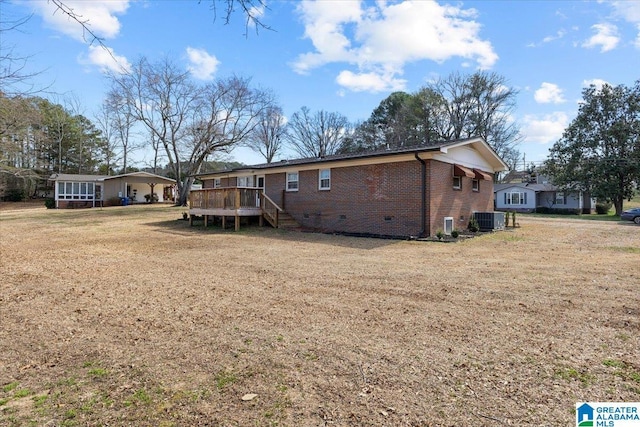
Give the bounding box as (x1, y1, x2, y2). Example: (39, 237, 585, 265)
(524, 193, 527, 204)
(504, 193, 507, 204)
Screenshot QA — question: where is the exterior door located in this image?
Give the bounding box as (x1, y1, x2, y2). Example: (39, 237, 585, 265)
(256, 176, 265, 207)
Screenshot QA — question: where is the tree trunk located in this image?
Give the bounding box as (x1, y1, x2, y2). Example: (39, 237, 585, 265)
(177, 176, 194, 206)
(614, 196, 623, 216)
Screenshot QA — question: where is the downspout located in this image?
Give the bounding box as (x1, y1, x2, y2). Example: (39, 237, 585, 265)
(415, 153, 427, 237)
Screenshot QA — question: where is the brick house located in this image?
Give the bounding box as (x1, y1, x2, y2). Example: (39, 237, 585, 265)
(191, 137, 508, 237)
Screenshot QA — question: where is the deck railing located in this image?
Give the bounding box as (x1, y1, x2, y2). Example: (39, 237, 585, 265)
(260, 192, 282, 227)
(189, 187, 261, 210)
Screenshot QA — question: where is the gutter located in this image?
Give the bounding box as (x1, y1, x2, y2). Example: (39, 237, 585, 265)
(415, 153, 427, 237)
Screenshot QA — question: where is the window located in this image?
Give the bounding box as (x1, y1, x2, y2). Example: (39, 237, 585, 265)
(213, 178, 221, 188)
(504, 191, 527, 205)
(319, 169, 330, 190)
(444, 217, 454, 235)
(286, 172, 299, 191)
(453, 176, 461, 190)
(472, 179, 479, 192)
(57, 181, 95, 200)
(555, 192, 566, 205)
(237, 176, 254, 187)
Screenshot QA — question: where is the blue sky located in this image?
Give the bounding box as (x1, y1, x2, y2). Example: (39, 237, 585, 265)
(4, 0, 640, 168)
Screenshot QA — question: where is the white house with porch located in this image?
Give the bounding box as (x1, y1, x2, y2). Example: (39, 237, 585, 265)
(49, 172, 176, 208)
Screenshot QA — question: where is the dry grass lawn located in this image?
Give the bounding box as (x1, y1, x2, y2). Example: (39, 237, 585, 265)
(1, 203, 638, 426)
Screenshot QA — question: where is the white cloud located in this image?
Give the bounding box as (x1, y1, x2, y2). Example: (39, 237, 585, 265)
(522, 112, 570, 144)
(293, 0, 497, 93)
(186, 47, 220, 81)
(84, 45, 131, 74)
(30, 0, 130, 42)
(610, 1, 640, 48)
(528, 29, 567, 47)
(582, 23, 620, 52)
(542, 29, 566, 43)
(582, 79, 609, 91)
(534, 82, 566, 104)
(336, 70, 406, 93)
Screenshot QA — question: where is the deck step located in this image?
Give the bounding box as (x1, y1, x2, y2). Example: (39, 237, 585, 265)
(272, 212, 302, 230)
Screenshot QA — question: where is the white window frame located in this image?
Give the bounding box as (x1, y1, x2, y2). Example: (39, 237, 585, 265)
(319, 169, 330, 190)
(453, 176, 461, 190)
(213, 178, 221, 188)
(57, 181, 95, 200)
(444, 217, 454, 235)
(555, 192, 566, 205)
(472, 179, 479, 192)
(237, 175, 254, 188)
(286, 172, 299, 191)
(505, 191, 527, 205)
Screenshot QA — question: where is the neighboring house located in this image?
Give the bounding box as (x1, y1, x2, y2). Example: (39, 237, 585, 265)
(49, 172, 176, 208)
(494, 179, 595, 213)
(191, 137, 509, 238)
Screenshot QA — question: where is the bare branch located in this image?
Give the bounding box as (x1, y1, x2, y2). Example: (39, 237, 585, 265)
(203, 0, 272, 36)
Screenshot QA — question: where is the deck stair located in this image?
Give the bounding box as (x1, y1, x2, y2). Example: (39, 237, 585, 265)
(260, 193, 302, 230)
(273, 211, 302, 230)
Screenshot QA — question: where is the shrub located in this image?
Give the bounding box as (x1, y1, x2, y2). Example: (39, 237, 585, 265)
(44, 198, 56, 209)
(595, 202, 612, 215)
(4, 189, 25, 202)
(451, 229, 459, 238)
(536, 207, 581, 215)
(144, 193, 159, 203)
(436, 230, 444, 240)
(468, 217, 479, 232)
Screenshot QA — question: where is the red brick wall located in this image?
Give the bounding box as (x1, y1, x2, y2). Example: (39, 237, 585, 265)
(202, 177, 232, 189)
(276, 161, 425, 237)
(56, 200, 96, 209)
(264, 173, 285, 207)
(427, 160, 494, 235)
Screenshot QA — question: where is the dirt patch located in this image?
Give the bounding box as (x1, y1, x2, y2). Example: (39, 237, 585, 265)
(1, 206, 638, 426)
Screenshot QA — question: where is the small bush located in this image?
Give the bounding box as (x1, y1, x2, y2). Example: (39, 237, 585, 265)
(144, 193, 159, 203)
(451, 229, 459, 238)
(436, 230, 444, 240)
(44, 198, 56, 209)
(595, 202, 612, 215)
(3, 189, 25, 202)
(468, 217, 479, 232)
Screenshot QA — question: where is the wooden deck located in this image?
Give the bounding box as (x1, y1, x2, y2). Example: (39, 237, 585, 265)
(189, 187, 264, 230)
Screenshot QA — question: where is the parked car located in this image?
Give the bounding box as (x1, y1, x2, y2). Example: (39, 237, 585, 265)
(620, 207, 640, 224)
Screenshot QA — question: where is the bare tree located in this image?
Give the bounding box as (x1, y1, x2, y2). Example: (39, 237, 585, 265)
(0, 2, 48, 96)
(93, 101, 121, 175)
(109, 56, 272, 205)
(433, 71, 521, 165)
(245, 104, 286, 163)
(103, 91, 138, 173)
(286, 107, 351, 158)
